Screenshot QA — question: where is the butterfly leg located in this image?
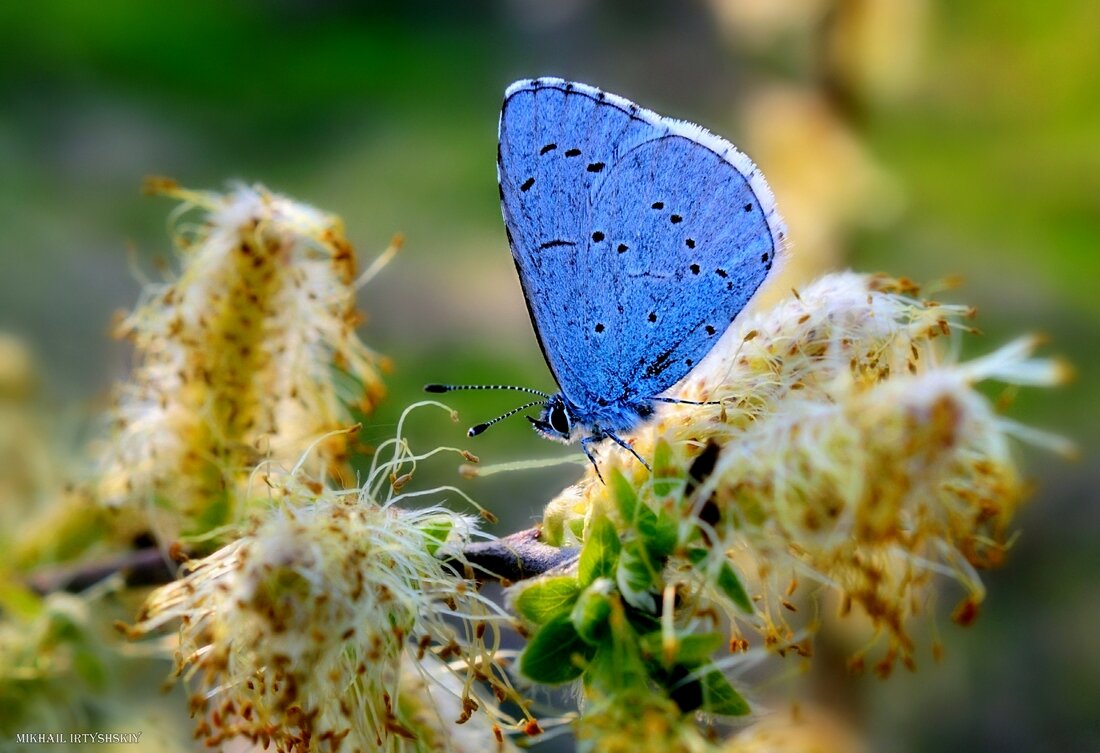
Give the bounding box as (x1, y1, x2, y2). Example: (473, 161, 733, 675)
(605, 431, 652, 472)
(580, 436, 605, 484)
(648, 396, 723, 406)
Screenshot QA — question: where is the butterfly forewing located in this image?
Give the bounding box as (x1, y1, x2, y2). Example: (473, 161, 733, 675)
(499, 81, 653, 407)
(499, 78, 782, 413)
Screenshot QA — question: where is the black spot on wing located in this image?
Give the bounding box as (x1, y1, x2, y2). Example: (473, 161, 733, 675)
(643, 347, 677, 379)
(565, 148, 581, 157)
(540, 143, 557, 155)
(520, 177, 535, 192)
(538, 239, 577, 250)
(587, 162, 605, 173)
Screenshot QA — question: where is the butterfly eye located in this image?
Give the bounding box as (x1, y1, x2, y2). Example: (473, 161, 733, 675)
(549, 404, 571, 435)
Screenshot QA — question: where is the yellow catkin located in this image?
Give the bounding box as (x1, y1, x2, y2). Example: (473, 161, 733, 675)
(130, 466, 523, 753)
(97, 183, 389, 537)
(551, 272, 1067, 668)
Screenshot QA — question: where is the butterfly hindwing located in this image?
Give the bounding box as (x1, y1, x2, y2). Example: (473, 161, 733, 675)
(499, 78, 784, 414)
(590, 134, 778, 399)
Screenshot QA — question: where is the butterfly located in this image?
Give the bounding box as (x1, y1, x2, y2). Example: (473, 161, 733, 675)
(427, 78, 785, 478)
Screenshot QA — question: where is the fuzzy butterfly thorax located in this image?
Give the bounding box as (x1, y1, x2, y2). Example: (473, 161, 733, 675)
(528, 393, 655, 443)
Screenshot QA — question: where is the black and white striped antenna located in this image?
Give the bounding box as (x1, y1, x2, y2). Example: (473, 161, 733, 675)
(425, 383, 550, 398)
(424, 383, 549, 437)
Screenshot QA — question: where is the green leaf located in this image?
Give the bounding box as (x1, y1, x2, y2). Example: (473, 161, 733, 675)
(418, 518, 453, 556)
(630, 499, 678, 562)
(609, 467, 638, 522)
(686, 550, 753, 615)
(610, 468, 677, 561)
(571, 579, 614, 645)
(675, 633, 726, 665)
(616, 539, 656, 611)
(578, 513, 620, 586)
(622, 603, 661, 635)
(640, 505, 679, 560)
(717, 562, 754, 615)
(513, 576, 581, 625)
(640, 631, 725, 668)
(583, 641, 649, 697)
(582, 600, 648, 695)
(519, 614, 596, 684)
(651, 438, 682, 497)
(567, 517, 586, 541)
(700, 670, 751, 716)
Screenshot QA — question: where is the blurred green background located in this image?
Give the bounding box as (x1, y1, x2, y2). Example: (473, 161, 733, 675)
(0, 1, 1096, 751)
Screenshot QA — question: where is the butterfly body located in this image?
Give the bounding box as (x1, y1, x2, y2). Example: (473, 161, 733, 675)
(528, 392, 653, 442)
(429, 78, 785, 474)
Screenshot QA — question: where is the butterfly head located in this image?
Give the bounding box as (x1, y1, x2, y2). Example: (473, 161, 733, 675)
(527, 393, 583, 444)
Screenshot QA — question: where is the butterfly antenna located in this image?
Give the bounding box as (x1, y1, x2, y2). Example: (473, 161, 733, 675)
(425, 383, 550, 399)
(466, 399, 545, 437)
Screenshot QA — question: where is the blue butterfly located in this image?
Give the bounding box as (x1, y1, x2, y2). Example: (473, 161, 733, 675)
(428, 78, 785, 477)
